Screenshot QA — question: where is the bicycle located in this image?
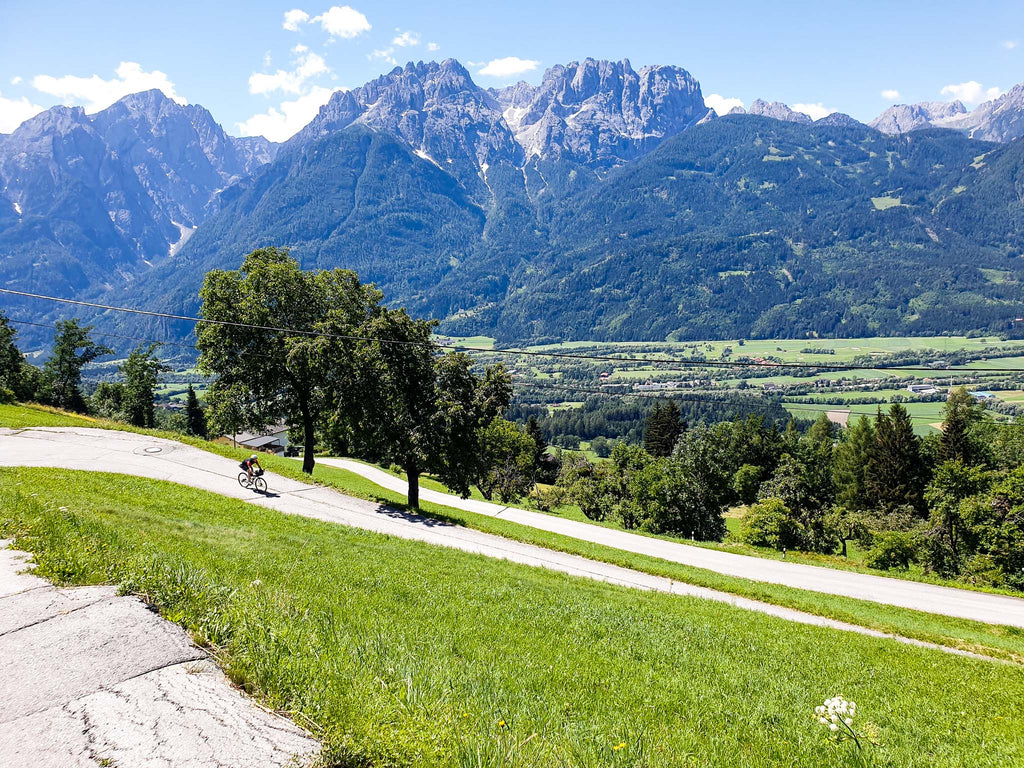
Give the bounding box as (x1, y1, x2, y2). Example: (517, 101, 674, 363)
(238, 468, 268, 493)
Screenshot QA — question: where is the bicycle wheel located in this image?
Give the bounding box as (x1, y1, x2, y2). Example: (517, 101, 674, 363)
(238, 472, 250, 488)
(254, 476, 268, 493)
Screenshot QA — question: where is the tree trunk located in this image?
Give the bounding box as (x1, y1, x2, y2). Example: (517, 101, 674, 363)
(406, 456, 420, 509)
(841, 537, 848, 558)
(301, 402, 316, 474)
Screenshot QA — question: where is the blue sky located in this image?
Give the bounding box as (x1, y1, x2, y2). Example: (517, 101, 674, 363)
(1, 0, 1021, 140)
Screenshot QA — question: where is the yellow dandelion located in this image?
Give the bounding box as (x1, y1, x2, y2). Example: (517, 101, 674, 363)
(612, 742, 627, 751)
(498, 719, 507, 728)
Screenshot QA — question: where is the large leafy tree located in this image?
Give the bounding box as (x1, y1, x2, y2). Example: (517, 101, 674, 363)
(473, 418, 536, 502)
(120, 344, 170, 427)
(43, 320, 112, 412)
(198, 248, 381, 473)
(344, 307, 511, 508)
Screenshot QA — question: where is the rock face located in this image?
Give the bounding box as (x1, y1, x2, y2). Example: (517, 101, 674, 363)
(940, 84, 1024, 142)
(747, 99, 812, 124)
(291, 58, 709, 178)
(492, 58, 710, 165)
(0, 89, 277, 298)
(869, 100, 967, 134)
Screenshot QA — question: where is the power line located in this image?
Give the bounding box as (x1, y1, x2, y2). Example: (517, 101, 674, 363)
(5, 287, 1024, 374)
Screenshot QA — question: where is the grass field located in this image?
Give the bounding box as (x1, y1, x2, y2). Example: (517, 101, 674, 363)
(5, 402, 1024, 662)
(522, 336, 1024, 364)
(4, 469, 1024, 767)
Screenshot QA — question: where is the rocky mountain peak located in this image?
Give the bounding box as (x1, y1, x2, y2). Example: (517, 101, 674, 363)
(747, 99, 812, 124)
(869, 100, 967, 134)
(492, 58, 708, 165)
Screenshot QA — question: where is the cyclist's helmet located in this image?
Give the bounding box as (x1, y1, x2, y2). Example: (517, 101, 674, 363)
(251, 454, 258, 460)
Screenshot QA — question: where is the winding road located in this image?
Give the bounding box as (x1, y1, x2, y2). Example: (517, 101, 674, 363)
(1, 427, 1022, 655)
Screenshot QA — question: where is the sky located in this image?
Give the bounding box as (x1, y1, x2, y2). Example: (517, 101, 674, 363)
(1, 0, 1021, 141)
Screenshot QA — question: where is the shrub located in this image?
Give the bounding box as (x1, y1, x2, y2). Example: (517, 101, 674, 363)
(742, 498, 805, 551)
(866, 531, 918, 571)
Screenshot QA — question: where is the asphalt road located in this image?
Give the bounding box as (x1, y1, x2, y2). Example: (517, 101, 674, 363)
(320, 457, 1024, 629)
(0, 427, 1019, 651)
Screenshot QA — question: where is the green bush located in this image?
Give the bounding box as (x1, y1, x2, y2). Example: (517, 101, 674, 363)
(742, 498, 804, 551)
(866, 531, 919, 571)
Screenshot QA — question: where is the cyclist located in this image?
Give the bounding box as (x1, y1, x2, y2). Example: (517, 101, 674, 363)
(240, 454, 262, 483)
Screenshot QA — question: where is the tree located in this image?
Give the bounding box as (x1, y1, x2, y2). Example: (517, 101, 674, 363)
(344, 307, 511, 508)
(198, 248, 380, 473)
(120, 344, 169, 427)
(184, 385, 208, 438)
(0, 312, 23, 402)
(473, 418, 536, 502)
(42, 320, 112, 412)
(644, 400, 684, 457)
(923, 459, 991, 576)
(866, 404, 927, 514)
(90, 382, 125, 419)
(656, 425, 729, 540)
(526, 415, 547, 468)
(939, 387, 988, 466)
(833, 416, 875, 512)
(732, 463, 762, 505)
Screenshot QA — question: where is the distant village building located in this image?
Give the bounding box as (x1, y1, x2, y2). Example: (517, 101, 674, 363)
(970, 391, 996, 401)
(226, 423, 291, 454)
(634, 381, 682, 391)
(907, 384, 939, 395)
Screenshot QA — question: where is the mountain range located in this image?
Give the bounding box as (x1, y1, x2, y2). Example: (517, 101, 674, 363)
(3, 58, 1024, 350)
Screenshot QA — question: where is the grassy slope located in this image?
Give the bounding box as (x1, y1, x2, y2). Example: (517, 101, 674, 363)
(3, 469, 1024, 768)
(4, 402, 1024, 662)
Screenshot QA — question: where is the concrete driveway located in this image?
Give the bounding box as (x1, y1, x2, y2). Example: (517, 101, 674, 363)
(320, 458, 1024, 629)
(0, 543, 318, 767)
(0, 427, 1020, 647)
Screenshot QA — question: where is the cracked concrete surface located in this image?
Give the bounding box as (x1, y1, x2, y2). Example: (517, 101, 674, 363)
(0, 541, 318, 767)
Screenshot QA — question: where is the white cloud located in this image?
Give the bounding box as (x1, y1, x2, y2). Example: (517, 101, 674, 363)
(32, 62, 185, 114)
(292, 44, 309, 54)
(477, 57, 540, 78)
(704, 93, 744, 116)
(10, 76, 22, 86)
(1003, 40, 1018, 50)
(283, 9, 310, 31)
(427, 42, 440, 52)
(368, 47, 397, 66)
(249, 51, 329, 95)
(941, 80, 1003, 104)
(237, 85, 340, 142)
(791, 102, 835, 121)
(313, 6, 371, 39)
(0, 90, 46, 132)
(881, 89, 900, 100)
(392, 30, 419, 47)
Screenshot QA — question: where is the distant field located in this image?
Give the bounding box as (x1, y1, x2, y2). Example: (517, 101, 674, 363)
(436, 334, 496, 350)
(783, 401, 947, 434)
(523, 336, 1023, 363)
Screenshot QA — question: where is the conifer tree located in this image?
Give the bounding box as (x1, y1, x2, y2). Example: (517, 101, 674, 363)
(42, 320, 112, 412)
(185, 385, 208, 438)
(940, 386, 985, 466)
(834, 415, 875, 511)
(867, 404, 926, 513)
(644, 400, 684, 457)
